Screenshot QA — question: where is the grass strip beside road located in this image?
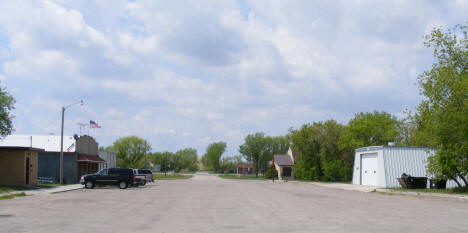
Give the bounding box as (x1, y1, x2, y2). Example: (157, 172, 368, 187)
(0, 184, 70, 195)
(218, 174, 266, 180)
(389, 187, 468, 194)
(153, 174, 193, 180)
(0, 186, 33, 194)
(0, 192, 26, 200)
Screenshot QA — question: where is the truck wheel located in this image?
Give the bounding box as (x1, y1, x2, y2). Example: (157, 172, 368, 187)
(119, 181, 128, 189)
(85, 181, 94, 189)
(142, 180, 146, 186)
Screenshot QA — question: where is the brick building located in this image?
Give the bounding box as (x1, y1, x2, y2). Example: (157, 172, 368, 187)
(0, 146, 44, 186)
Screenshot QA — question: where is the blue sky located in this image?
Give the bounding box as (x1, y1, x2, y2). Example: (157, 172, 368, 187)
(0, 0, 466, 156)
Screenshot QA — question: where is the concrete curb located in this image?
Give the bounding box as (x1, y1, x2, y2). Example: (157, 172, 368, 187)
(375, 188, 468, 202)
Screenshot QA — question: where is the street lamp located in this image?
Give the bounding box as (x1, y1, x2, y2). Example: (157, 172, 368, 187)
(60, 100, 84, 184)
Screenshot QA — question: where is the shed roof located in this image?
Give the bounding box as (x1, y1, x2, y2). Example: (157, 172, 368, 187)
(274, 154, 293, 166)
(78, 153, 106, 163)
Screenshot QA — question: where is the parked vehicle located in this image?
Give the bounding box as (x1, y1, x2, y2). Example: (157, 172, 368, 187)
(80, 168, 135, 189)
(133, 169, 147, 186)
(134, 169, 154, 183)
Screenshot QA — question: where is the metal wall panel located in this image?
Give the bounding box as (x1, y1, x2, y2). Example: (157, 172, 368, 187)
(383, 147, 434, 187)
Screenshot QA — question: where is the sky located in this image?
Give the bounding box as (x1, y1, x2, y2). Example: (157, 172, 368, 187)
(0, 0, 466, 156)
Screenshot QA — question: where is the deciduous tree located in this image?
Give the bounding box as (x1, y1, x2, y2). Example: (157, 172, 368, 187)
(339, 111, 400, 152)
(203, 142, 226, 173)
(0, 84, 15, 137)
(416, 24, 468, 187)
(109, 136, 151, 168)
(239, 133, 289, 177)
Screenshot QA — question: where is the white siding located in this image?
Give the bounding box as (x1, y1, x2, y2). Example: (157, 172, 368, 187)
(382, 147, 434, 187)
(353, 146, 460, 188)
(98, 150, 117, 170)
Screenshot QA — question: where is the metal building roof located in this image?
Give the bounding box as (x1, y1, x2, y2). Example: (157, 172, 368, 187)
(355, 146, 433, 152)
(0, 135, 76, 152)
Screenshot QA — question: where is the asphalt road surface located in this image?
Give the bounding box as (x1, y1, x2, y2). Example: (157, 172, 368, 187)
(1, 173, 467, 233)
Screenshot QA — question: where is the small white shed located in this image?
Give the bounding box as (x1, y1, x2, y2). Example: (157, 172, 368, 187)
(352, 146, 437, 187)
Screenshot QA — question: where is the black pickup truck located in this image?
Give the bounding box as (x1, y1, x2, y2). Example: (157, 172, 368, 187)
(80, 168, 135, 189)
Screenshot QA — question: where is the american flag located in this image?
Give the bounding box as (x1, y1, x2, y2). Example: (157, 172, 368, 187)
(90, 120, 101, 128)
(66, 143, 75, 152)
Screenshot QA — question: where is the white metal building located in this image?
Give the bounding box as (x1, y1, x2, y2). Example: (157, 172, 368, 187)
(0, 135, 76, 152)
(98, 150, 117, 170)
(352, 146, 435, 187)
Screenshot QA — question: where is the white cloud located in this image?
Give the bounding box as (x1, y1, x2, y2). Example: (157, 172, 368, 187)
(0, 0, 465, 155)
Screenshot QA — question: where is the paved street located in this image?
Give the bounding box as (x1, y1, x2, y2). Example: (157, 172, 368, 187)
(0, 173, 467, 233)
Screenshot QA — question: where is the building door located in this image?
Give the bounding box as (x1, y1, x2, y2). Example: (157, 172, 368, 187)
(361, 153, 378, 186)
(26, 157, 30, 185)
(283, 167, 292, 177)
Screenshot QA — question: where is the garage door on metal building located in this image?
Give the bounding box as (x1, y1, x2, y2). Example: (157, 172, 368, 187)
(361, 153, 378, 186)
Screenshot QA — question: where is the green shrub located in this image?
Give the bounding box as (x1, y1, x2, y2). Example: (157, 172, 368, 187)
(265, 165, 278, 179)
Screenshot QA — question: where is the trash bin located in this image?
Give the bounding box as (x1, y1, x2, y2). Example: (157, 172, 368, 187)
(397, 173, 427, 189)
(429, 179, 446, 189)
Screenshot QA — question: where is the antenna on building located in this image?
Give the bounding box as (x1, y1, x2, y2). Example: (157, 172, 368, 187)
(77, 123, 87, 136)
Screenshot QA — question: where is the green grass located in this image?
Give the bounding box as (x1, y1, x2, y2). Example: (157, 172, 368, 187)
(0, 184, 70, 194)
(218, 174, 266, 180)
(0, 192, 26, 200)
(153, 173, 193, 180)
(389, 187, 468, 195)
(0, 186, 33, 194)
(292, 179, 351, 184)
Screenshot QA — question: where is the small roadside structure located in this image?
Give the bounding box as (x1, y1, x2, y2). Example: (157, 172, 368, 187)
(352, 146, 433, 187)
(0, 146, 44, 186)
(352, 145, 459, 188)
(236, 163, 253, 175)
(273, 148, 297, 180)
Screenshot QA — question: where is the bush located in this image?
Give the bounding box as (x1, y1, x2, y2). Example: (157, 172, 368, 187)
(265, 165, 278, 179)
(323, 160, 344, 181)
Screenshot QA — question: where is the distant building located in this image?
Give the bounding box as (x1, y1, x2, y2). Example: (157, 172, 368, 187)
(98, 150, 117, 170)
(273, 147, 297, 180)
(236, 163, 253, 175)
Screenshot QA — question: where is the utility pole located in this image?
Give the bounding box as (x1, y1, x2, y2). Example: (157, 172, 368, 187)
(60, 100, 84, 184)
(144, 141, 147, 169)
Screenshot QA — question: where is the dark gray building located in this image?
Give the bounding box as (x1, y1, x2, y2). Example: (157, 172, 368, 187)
(38, 136, 105, 183)
(38, 152, 78, 184)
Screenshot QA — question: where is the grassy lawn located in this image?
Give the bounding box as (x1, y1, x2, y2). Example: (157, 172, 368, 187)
(153, 173, 193, 180)
(0, 192, 26, 200)
(313, 180, 352, 184)
(0, 184, 70, 194)
(218, 174, 266, 180)
(0, 186, 34, 194)
(389, 187, 468, 195)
